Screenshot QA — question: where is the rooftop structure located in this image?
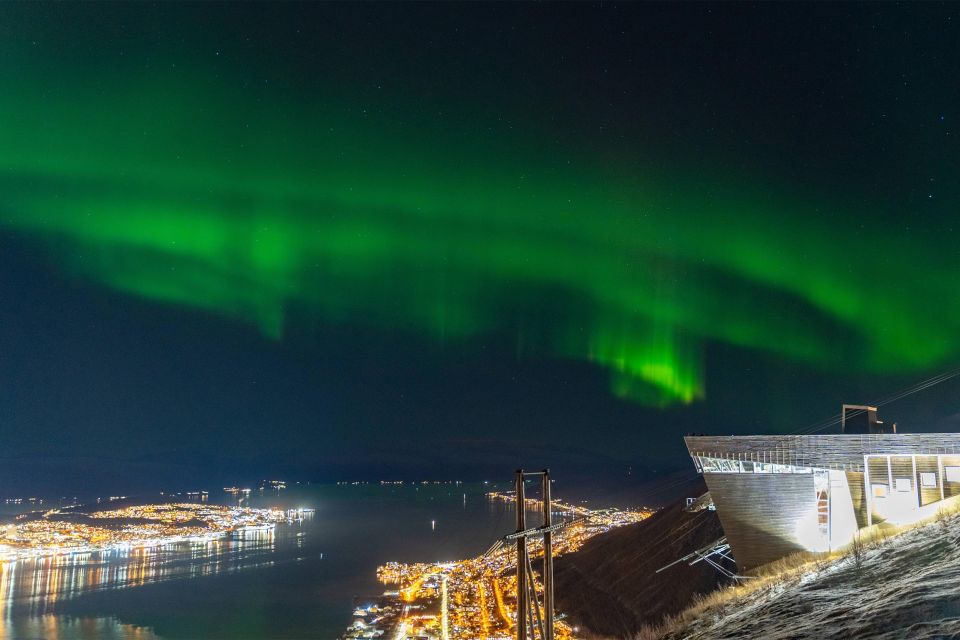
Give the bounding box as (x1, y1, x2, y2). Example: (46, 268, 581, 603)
(840, 404, 896, 434)
(685, 410, 960, 569)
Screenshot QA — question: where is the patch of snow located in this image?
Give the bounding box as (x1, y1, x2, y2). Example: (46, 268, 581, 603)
(667, 514, 960, 640)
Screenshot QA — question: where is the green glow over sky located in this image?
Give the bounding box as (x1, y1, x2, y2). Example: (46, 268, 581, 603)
(1, 54, 954, 407)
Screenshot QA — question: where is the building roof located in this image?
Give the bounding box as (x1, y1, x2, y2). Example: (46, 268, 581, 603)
(684, 433, 960, 472)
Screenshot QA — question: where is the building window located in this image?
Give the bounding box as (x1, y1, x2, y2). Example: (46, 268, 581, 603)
(946, 467, 960, 483)
(895, 478, 912, 492)
(920, 472, 937, 488)
(694, 455, 812, 475)
(872, 484, 888, 498)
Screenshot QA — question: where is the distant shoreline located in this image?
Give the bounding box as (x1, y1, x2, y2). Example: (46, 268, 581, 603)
(0, 525, 271, 562)
(0, 503, 289, 563)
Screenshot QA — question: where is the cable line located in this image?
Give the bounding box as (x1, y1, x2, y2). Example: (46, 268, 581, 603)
(790, 366, 960, 435)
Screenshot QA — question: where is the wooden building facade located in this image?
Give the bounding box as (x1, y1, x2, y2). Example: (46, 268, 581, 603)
(684, 433, 960, 569)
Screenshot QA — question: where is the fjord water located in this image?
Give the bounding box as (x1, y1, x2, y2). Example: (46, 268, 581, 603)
(0, 483, 539, 640)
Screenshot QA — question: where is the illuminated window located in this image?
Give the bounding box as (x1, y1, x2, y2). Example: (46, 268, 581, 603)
(895, 478, 911, 492)
(920, 472, 937, 488)
(872, 484, 888, 498)
(946, 467, 960, 483)
(815, 489, 829, 530)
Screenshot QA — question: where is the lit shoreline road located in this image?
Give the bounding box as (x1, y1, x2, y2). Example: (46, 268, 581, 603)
(343, 494, 652, 640)
(0, 503, 294, 562)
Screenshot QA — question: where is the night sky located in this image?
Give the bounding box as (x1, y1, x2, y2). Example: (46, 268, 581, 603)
(3, 3, 960, 492)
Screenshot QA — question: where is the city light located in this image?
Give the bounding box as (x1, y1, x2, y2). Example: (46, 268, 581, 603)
(0, 504, 290, 561)
(343, 495, 651, 640)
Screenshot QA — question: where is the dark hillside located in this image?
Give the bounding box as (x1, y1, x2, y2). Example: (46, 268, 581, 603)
(554, 482, 729, 638)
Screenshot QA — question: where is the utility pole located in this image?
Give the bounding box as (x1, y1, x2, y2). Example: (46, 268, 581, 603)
(513, 468, 554, 640)
(542, 471, 554, 640)
(516, 469, 527, 640)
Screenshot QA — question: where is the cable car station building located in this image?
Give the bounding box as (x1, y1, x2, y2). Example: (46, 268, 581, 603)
(684, 406, 960, 569)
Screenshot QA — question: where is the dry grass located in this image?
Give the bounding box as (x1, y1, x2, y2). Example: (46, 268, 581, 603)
(849, 531, 866, 573)
(628, 550, 841, 640)
(628, 497, 960, 640)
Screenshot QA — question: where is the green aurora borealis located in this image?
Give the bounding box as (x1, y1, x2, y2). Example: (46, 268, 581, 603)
(2, 7, 957, 409)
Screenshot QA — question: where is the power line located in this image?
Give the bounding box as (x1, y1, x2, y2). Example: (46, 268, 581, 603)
(790, 366, 960, 435)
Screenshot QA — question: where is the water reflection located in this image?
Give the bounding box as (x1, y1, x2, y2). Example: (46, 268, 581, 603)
(0, 526, 285, 638)
(0, 614, 162, 639)
(0, 485, 523, 639)
(3, 527, 279, 614)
